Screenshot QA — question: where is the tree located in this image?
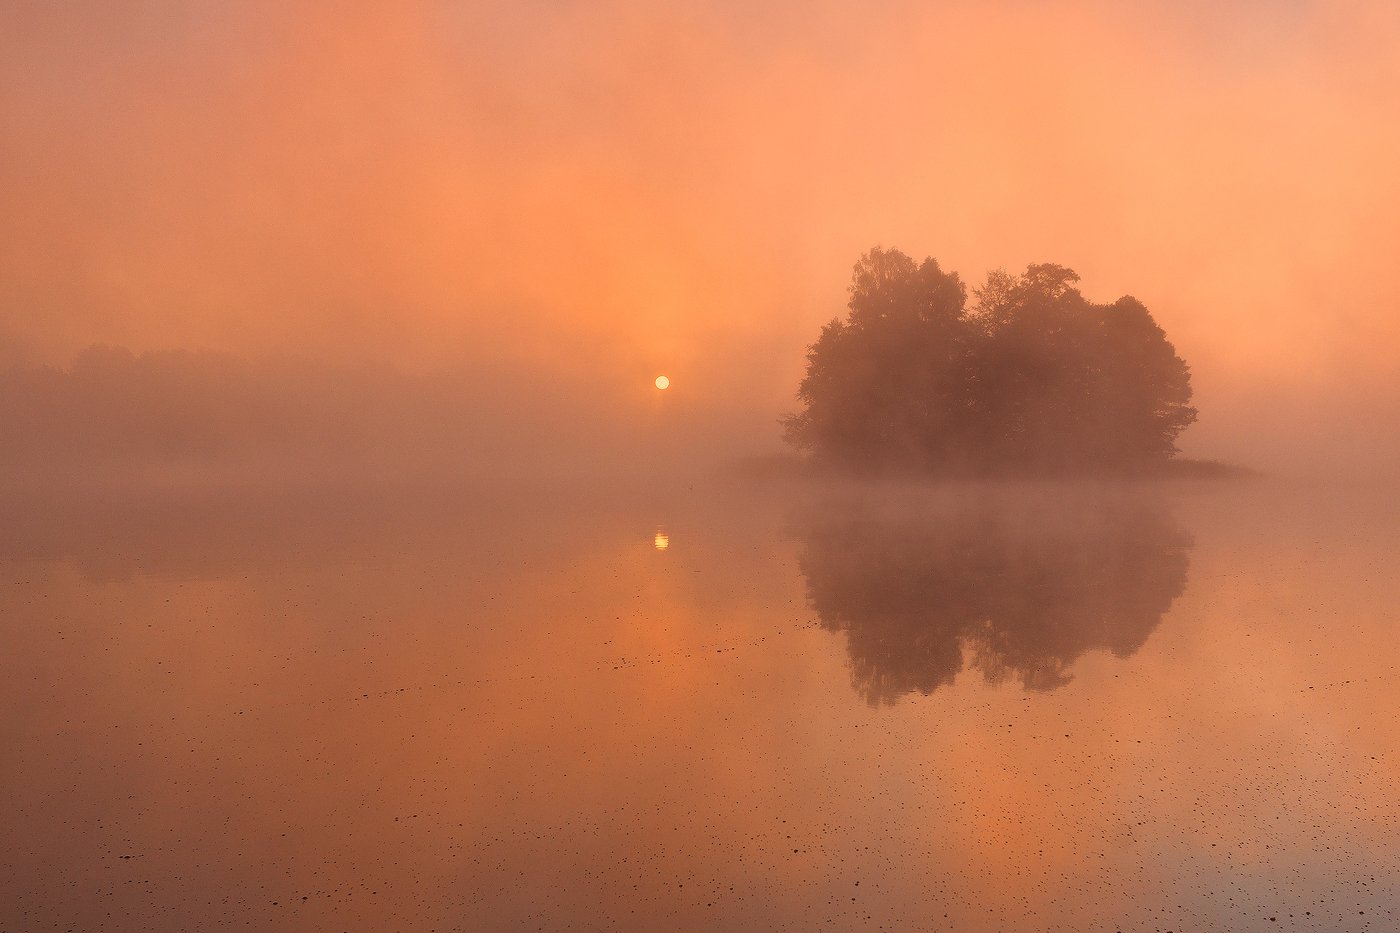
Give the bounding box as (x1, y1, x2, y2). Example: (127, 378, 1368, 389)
(784, 248, 1197, 474)
(782, 247, 973, 471)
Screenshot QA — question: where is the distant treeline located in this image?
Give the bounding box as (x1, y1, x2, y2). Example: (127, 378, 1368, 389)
(0, 345, 422, 461)
(0, 345, 629, 480)
(783, 248, 1197, 475)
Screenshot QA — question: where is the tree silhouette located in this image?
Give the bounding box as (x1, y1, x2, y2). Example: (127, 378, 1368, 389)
(784, 248, 1197, 474)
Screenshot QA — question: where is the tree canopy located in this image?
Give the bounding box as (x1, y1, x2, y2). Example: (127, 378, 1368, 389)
(783, 247, 1197, 474)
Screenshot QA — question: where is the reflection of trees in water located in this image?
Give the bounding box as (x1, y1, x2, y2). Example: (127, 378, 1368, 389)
(796, 491, 1192, 705)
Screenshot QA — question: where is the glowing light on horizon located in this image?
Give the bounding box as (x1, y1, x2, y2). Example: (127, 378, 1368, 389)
(655, 375, 670, 390)
(654, 530, 669, 550)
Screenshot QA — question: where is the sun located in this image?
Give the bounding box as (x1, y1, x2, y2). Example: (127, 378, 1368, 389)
(654, 374, 670, 390)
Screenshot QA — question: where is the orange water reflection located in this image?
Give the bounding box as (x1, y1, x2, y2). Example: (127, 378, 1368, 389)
(1, 481, 1396, 929)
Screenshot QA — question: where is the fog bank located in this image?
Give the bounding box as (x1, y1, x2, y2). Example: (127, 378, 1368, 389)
(4, 2, 1399, 478)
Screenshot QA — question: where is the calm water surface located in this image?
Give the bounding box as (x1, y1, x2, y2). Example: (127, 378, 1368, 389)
(2, 479, 1397, 930)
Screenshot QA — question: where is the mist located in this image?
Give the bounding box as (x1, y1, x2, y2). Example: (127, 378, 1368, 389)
(8, 6, 1400, 928)
(4, 1, 1400, 480)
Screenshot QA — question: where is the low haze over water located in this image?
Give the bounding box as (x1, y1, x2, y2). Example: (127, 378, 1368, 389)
(5, 2, 1400, 929)
(4, 477, 1397, 930)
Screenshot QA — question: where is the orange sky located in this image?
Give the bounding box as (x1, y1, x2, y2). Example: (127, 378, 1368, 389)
(3, 1, 1399, 472)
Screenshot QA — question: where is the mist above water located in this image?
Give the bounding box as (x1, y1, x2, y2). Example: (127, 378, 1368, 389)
(5, 4, 1400, 930)
(4, 2, 1400, 481)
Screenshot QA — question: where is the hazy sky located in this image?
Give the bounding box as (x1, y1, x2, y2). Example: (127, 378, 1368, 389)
(3, 1, 1398, 471)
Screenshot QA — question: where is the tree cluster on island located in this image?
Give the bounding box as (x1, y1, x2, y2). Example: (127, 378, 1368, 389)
(783, 248, 1198, 475)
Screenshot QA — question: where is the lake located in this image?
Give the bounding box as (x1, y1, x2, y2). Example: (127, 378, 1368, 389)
(3, 476, 1397, 930)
